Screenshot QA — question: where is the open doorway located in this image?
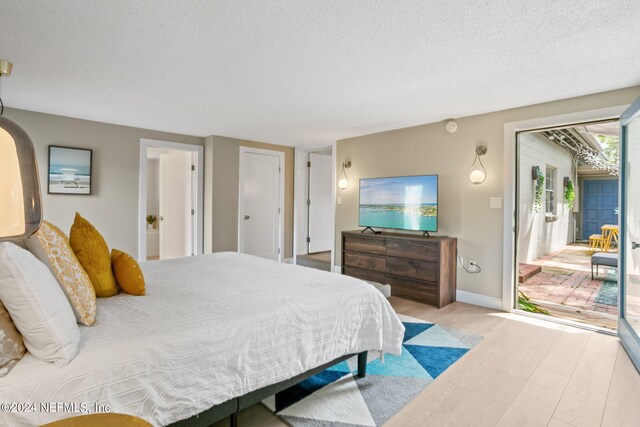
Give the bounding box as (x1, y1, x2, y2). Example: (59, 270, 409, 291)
(295, 146, 334, 272)
(138, 139, 204, 261)
(516, 119, 620, 330)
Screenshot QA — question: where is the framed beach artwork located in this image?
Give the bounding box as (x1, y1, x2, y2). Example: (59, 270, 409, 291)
(48, 146, 93, 195)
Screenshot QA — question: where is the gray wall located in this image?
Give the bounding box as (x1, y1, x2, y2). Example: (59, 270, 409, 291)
(5, 108, 203, 256)
(335, 85, 640, 300)
(204, 135, 295, 257)
(204, 135, 241, 253)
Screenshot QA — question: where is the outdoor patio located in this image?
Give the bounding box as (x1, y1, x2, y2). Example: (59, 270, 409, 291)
(519, 243, 618, 329)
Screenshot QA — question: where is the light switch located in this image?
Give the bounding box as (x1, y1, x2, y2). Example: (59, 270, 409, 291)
(490, 197, 502, 209)
(337, 196, 342, 205)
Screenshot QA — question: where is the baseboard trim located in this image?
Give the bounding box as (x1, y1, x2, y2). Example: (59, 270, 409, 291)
(456, 290, 502, 310)
(336, 266, 502, 310)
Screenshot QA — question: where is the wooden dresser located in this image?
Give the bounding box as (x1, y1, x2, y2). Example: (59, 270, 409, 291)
(341, 230, 457, 308)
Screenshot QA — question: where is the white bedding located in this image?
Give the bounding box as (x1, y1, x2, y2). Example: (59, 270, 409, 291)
(0, 252, 404, 426)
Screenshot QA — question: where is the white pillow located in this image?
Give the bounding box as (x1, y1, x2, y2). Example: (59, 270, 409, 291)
(0, 242, 79, 366)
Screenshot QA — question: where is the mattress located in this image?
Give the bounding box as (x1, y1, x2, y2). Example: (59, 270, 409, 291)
(0, 252, 404, 426)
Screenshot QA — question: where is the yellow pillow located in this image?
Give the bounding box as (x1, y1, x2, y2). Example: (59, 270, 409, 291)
(69, 213, 118, 297)
(111, 249, 145, 296)
(26, 221, 97, 325)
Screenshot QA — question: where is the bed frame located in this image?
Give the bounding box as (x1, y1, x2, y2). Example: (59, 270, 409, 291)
(169, 351, 368, 427)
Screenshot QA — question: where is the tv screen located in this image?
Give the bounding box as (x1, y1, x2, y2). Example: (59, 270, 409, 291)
(359, 175, 438, 232)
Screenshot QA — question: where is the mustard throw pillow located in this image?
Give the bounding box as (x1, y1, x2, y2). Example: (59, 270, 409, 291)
(111, 249, 146, 296)
(26, 221, 97, 325)
(69, 213, 118, 297)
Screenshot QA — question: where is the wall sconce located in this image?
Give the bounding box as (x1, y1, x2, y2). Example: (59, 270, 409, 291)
(468, 145, 487, 185)
(338, 160, 352, 189)
(0, 59, 42, 240)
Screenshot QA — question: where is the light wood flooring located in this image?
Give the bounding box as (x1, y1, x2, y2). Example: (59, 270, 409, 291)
(212, 297, 640, 427)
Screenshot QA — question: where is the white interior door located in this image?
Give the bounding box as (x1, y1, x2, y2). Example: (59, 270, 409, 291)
(308, 152, 333, 253)
(239, 149, 282, 261)
(159, 151, 193, 259)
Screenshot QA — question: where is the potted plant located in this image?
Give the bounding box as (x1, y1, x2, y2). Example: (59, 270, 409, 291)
(533, 167, 544, 213)
(146, 214, 157, 230)
(564, 179, 575, 210)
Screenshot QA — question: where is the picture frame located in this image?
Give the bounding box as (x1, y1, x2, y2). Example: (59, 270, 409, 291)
(47, 145, 93, 195)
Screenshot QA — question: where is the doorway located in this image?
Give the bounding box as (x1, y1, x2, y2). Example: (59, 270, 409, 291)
(238, 146, 284, 261)
(138, 139, 204, 261)
(515, 119, 620, 330)
(294, 146, 334, 272)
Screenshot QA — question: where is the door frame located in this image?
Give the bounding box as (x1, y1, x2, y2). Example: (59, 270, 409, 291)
(138, 138, 204, 261)
(502, 106, 628, 313)
(293, 143, 337, 269)
(238, 146, 285, 262)
(619, 97, 640, 370)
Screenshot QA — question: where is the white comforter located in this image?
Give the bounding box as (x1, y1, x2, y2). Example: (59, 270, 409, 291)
(0, 252, 404, 426)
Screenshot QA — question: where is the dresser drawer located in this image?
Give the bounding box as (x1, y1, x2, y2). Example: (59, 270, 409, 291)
(343, 267, 386, 284)
(386, 256, 438, 282)
(387, 275, 438, 306)
(343, 235, 386, 255)
(343, 252, 386, 272)
(386, 239, 439, 262)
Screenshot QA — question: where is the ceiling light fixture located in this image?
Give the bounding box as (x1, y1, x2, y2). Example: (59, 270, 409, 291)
(338, 160, 351, 190)
(468, 145, 488, 185)
(0, 59, 42, 240)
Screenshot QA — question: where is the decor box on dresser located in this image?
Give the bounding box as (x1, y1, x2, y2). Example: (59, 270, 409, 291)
(341, 230, 457, 308)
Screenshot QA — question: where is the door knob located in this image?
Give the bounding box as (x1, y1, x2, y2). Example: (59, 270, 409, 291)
(633, 242, 640, 249)
(244, 215, 250, 220)
(159, 216, 164, 221)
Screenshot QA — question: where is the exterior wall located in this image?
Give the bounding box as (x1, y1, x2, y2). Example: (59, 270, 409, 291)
(517, 133, 574, 263)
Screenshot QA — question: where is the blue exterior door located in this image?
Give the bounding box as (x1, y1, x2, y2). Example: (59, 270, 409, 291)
(581, 179, 618, 239)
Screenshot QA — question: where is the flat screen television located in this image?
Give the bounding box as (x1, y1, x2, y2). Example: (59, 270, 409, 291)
(359, 174, 438, 232)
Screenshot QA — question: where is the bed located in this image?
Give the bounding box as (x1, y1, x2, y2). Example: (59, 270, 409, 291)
(0, 252, 405, 426)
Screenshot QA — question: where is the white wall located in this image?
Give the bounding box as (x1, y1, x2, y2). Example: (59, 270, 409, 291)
(146, 158, 159, 217)
(517, 133, 573, 263)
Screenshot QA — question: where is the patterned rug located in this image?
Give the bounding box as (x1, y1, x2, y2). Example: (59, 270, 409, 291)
(595, 275, 618, 306)
(262, 314, 483, 426)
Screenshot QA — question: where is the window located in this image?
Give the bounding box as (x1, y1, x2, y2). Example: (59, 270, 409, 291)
(545, 166, 556, 215)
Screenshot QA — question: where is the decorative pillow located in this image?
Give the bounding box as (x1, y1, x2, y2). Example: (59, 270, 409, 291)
(0, 302, 26, 377)
(26, 221, 97, 326)
(69, 213, 118, 297)
(0, 242, 79, 366)
(111, 249, 146, 296)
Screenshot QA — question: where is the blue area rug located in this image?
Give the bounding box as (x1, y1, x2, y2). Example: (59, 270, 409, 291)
(595, 276, 618, 306)
(262, 314, 483, 426)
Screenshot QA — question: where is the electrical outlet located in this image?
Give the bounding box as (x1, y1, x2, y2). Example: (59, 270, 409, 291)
(469, 259, 478, 272)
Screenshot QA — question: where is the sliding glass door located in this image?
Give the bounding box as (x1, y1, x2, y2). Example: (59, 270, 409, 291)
(619, 97, 640, 371)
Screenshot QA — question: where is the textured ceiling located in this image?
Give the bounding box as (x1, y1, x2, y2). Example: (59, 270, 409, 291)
(1, 1, 639, 146)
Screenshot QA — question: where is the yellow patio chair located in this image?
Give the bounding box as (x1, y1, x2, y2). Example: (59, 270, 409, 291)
(588, 234, 604, 254)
